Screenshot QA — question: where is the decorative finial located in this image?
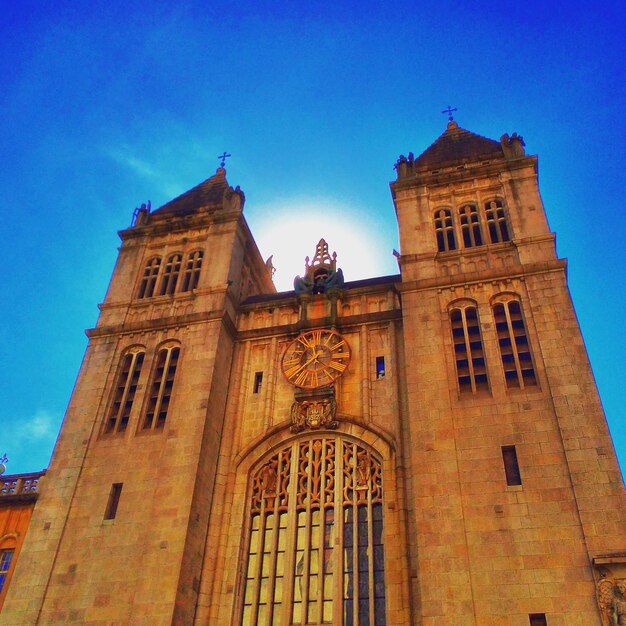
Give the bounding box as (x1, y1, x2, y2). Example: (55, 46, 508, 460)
(0, 453, 8, 476)
(442, 105, 458, 121)
(217, 151, 231, 168)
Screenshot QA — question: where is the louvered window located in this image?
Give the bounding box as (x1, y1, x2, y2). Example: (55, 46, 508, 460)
(493, 298, 537, 388)
(142, 345, 180, 430)
(104, 348, 145, 434)
(450, 304, 488, 393)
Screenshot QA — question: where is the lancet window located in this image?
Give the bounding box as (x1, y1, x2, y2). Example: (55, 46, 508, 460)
(138, 257, 162, 298)
(141, 344, 180, 430)
(434, 208, 456, 252)
(103, 347, 145, 435)
(159, 253, 182, 296)
(241, 437, 387, 626)
(0, 548, 14, 593)
(449, 302, 488, 393)
(493, 296, 537, 388)
(459, 204, 483, 248)
(181, 249, 204, 292)
(484, 200, 510, 243)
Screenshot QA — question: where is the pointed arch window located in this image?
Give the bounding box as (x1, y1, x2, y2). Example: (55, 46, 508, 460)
(484, 200, 510, 243)
(181, 250, 204, 292)
(142, 344, 180, 430)
(450, 302, 489, 393)
(103, 347, 145, 435)
(459, 204, 483, 248)
(0, 548, 14, 593)
(241, 437, 386, 626)
(159, 253, 182, 296)
(434, 208, 457, 252)
(493, 296, 537, 388)
(138, 257, 162, 299)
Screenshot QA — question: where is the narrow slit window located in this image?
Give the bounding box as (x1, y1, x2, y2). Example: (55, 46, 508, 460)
(375, 356, 386, 379)
(0, 548, 14, 593)
(450, 304, 489, 393)
(138, 257, 161, 299)
(502, 445, 522, 486)
(493, 298, 537, 389)
(104, 483, 123, 520)
(159, 253, 182, 296)
(103, 349, 145, 435)
(529, 614, 547, 626)
(459, 204, 483, 248)
(253, 372, 263, 394)
(485, 200, 511, 243)
(181, 250, 204, 292)
(142, 345, 180, 430)
(434, 208, 456, 252)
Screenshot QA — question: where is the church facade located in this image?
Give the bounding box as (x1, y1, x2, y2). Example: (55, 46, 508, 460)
(3, 121, 626, 625)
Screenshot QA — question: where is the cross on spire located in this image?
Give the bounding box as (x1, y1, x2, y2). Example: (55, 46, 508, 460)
(441, 105, 458, 121)
(217, 151, 231, 168)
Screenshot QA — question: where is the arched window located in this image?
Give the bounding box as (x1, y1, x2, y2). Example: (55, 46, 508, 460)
(0, 547, 14, 593)
(103, 347, 145, 435)
(449, 303, 489, 393)
(484, 200, 510, 243)
(159, 253, 182, 296)
(141, 344, 180, 430)
(493, 296, 537, 388)
(459, 204, 483, 248)
(138, 257, 162, 299)
(181, 250, 204, 292)
(434, 208, 456, 252)
(241, 437, 386, 626)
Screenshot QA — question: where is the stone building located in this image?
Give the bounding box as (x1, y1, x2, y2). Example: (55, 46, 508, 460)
(3, 120, 626, 625)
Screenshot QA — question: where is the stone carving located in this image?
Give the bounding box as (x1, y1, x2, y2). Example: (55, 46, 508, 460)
(500, 132, 526, 159)
(133, 200, 151, 227)
(290, 397, 337, 433)
(223, 184, 245, 212)
(294, 239, 344, 295)
(258, 459, 278, 496)
(265, 255, 276, 278)
(598, 578, 626, 625)
(356, 450, 371, 490)
(394, 151, 415, 179)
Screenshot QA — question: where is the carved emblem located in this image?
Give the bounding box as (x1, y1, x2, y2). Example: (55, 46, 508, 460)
(598, 577, 626, 625)
(290, 397, 337, 433)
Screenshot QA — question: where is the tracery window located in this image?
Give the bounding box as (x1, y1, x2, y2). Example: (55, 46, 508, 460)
(493, 296, 537, 388)
(484, 200, 510, 243)
(434, 208, 456, 252)
(459, 204, 483, 248)
(141, 344, 180, 430)
(449, 302, 489, 393)
(138, 257, 162, 299)
(103, 347, 145, 435)
(159, 253, 182, 296)
(241, 437, 386, 626)
(181, 250, 203, 292)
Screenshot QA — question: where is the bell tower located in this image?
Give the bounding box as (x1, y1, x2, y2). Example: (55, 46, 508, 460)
(2, 167, 274, 625)
(391, 119, 626, 623)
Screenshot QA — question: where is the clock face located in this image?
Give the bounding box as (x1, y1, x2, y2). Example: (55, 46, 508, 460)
(281, 329, 351, 389)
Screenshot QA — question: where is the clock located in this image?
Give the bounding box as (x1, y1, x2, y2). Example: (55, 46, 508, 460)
(281, 329, 351, 389)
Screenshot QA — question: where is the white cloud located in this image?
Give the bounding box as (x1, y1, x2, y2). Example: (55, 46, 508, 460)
(16, 409, 58, 441)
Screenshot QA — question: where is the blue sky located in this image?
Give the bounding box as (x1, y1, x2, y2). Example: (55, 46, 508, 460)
(1, 1, 625, 475)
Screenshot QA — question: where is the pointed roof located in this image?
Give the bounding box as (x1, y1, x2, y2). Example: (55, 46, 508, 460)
(413, 121, 504, 168)
(152, 168, 230, 217)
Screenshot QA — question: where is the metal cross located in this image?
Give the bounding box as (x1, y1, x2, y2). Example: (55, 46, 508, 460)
(441, 105, 458, 121)
(217, 151, 231, 168)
